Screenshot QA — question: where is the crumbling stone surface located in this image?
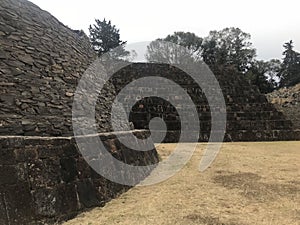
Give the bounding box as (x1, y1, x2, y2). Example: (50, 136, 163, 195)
(0, 131, 159, 225)
(266, 83, 300, 130)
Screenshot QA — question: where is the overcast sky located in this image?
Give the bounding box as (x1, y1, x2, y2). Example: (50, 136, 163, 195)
(30, 0, 300, 60)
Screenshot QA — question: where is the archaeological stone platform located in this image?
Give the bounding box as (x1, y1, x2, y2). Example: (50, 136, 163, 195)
(0, 131, 158, 225)
(0, 0, 122, 136)
(111, 63, 300, 142)
(0, 1, 159, 224)
(0, 0, 299, 224)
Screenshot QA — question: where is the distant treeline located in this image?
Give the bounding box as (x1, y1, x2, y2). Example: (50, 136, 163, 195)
(87, 19, 300, 93)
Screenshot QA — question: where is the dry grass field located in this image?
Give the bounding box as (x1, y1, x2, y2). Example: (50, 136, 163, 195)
(64, 142, 300, 225)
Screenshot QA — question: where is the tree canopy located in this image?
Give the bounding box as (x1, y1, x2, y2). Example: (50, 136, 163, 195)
(89, 19, 129, 57)
(146, 28, 256, 74)
(90, 18, 300, 92)
(201, 27, 256, 73)
(145, 32, 203, 64)
(279, 40, 300, 87)
(145, 28, 300, 92)
(164, 32, 203, 55)
(246, 59, 281, 93)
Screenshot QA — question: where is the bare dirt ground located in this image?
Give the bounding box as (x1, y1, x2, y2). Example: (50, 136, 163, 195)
(63, 142, 300, 225)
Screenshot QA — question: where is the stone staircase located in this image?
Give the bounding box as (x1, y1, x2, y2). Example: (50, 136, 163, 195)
(112, 63, 300, 142)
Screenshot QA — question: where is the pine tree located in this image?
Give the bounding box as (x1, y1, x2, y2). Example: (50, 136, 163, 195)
(279, 40, 300, 87)
(89, 19, 129, 57)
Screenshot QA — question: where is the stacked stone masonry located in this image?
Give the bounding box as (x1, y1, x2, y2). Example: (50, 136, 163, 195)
(0, 1, 159, 224)
(1, 0, 298, 141)
(0, 0, 119, 136)
(267, 83, 300, 130)
(111, 63, 300, 142)
(0, 131, 159, 225)
(0, 0, 299, 224)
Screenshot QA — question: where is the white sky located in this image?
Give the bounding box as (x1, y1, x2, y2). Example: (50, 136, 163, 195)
(30, 0, 300, 60)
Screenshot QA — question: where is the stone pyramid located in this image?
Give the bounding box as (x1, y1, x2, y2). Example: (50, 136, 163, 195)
(0, 0, 126, 136)
(0, 1, 158, 224)
(111, 63, 300, 142)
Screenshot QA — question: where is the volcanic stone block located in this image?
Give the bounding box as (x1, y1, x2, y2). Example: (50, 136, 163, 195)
(77, 179, 100, 208)
(57, 184, 79, 215)
(0, 146, 16, 165)
(76, 157, 91, 179)
(60, 158, 78, 183)
(0, 183, 34, 225)
(14, 148, 38, 162)
(28, 159, 62, 188)
(0, 193, 9, 225)
(32, 188, 59, 217)
(0, 165, 18, 185)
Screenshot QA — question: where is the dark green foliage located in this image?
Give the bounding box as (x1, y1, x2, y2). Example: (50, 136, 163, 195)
(146, 28, 256, 74)
(146, 29, 300, 92)
(201, 27, 256, 73)
(246, 59, 281, 93)
(89, 19, 129, 57)
(279, 40, 300, 87)
(164, 32, 203, 55)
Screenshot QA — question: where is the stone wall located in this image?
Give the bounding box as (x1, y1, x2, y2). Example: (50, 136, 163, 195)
(1, 0, 298, 141)
(267, 83, 300, 130)
(111, 63, 300, 142)
(0, 0, 121, 136)
(0, 130, 158, 225)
